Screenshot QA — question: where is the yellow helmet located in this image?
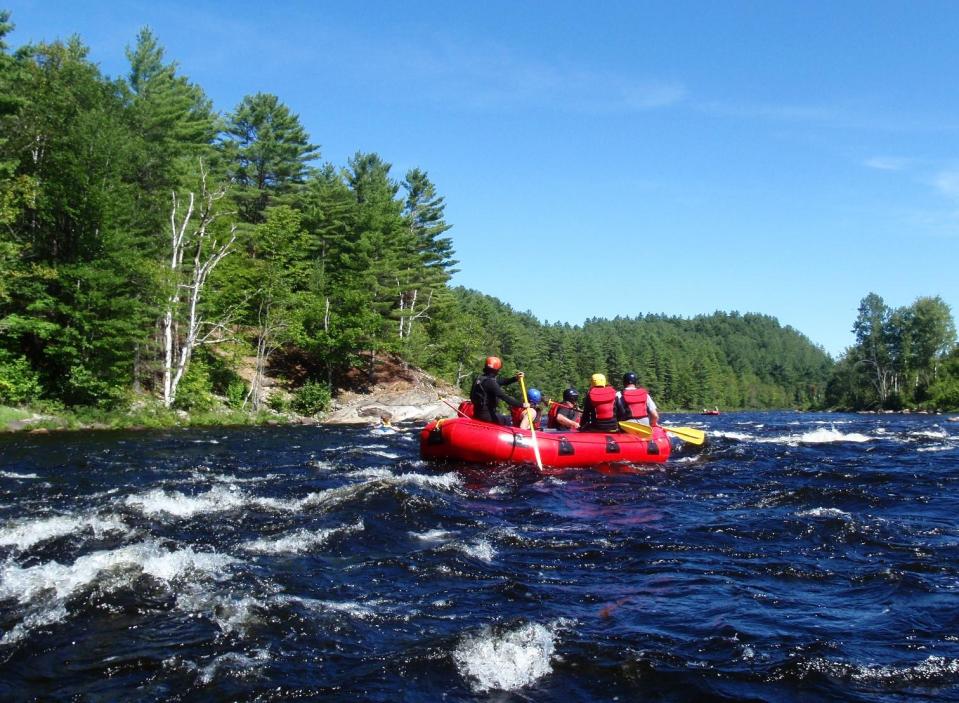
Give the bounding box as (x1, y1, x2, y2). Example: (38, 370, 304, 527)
(590, 373, 607, 387)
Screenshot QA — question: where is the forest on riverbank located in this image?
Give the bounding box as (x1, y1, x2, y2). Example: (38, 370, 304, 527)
(826, 293, 958, 411)
(0, 12, 954, 423)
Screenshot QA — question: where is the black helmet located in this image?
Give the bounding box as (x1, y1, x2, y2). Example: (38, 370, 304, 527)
(623, 371, 637, 385)
(563, 388, 579, 403)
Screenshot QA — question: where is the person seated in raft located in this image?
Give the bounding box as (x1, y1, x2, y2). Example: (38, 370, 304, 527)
(469, 355, 529, 426)
(615, 371, 660, 427)
(547, 387, 582, 430)
(510, 387, 544, 429)
(579, 373, 620, 433)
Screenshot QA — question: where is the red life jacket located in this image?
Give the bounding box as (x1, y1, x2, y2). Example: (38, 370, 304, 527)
(511, 405, 539, 427)
(547, 401, 582, 429)
(586, 385, 616, 420)
(457, 400, 475, 418)
(622, 387, 648, 419)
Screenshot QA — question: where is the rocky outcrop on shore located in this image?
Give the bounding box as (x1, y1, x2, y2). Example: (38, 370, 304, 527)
(322, 356, 463, 425)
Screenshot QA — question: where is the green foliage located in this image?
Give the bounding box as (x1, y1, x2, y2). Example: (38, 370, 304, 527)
(0, 12, 843, 418)
(0, 404, 30, 425)
(172, 360, 216, 412)
(828, 293, 958, 410)
(222, 92, 318, 222)
(291, 380, 331, 415)
(0, 351, 41, 403)
(433, 289, 832, 410)
(267, 393, 290, 413)
(226, 379, 247, 409)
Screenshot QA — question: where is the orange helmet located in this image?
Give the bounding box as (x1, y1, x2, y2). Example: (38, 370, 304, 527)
(485, 356, 503, 371)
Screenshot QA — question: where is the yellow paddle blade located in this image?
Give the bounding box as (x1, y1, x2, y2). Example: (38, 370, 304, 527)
(619, 421, 706, 445)
(661, 425, 706, 445)
(618, 421, 653, 437)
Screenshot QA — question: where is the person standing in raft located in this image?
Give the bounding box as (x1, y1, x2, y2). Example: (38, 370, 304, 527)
(615, 371, 660, 427)
(579, 373, 619, 432)
(547, 388, 582, 430)
(470, 356, 529, 425)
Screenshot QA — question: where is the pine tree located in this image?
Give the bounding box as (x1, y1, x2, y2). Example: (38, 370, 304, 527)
(223, 92, 318, 223)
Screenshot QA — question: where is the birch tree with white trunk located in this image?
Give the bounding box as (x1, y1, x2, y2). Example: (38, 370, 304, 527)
(161, 165, 236, 408)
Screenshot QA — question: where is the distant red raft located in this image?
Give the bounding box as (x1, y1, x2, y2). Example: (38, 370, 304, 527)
(419, 417, 670, 468)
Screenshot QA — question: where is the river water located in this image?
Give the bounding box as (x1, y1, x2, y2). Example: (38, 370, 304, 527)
(0, 412, 957, 701)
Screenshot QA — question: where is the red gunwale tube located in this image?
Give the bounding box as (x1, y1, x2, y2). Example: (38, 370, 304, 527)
(420, 417, 670, 469)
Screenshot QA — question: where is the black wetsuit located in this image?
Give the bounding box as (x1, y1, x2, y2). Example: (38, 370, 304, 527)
(470, 372, 523, 425)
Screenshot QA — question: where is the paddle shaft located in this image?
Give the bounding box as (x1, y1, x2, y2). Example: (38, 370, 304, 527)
(441, 398, 471, 418)
(518, 375, 544, 471)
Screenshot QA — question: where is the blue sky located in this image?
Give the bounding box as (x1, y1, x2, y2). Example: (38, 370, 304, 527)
(6, 1, 959, 356)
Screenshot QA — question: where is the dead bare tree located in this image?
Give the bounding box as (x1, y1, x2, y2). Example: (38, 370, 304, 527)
(161, 164, 237, 408)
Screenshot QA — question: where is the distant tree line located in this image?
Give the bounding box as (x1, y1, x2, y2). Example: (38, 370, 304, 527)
(0, 14, 836, 413)
(826, 293, 958, 411)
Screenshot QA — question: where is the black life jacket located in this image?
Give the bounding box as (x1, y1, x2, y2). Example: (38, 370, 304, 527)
(470, 375, 494, 419)
(548, 401, 582, 428)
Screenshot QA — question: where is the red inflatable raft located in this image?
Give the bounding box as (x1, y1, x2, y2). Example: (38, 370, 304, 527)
(419, 417, 670, 468)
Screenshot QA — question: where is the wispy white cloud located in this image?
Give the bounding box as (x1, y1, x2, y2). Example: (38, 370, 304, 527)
(396, 38, 687, 114)
(933, 170, 959, 199)
(864, 156, 909, 171)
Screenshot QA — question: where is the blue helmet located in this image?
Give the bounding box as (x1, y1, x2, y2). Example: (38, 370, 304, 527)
(527, 388, 542, 404)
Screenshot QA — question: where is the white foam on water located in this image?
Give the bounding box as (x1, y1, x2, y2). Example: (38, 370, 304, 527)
(803, 655, 959, 684)
(124, 485, 248, 518)
(454, 539, 496, 563)
(750, 427, 874, 445)
(347, 468, 395, 480)
(174, 585, 274, 636)
(712, 431, 755, 441)
(410, 529, 454, 541)
(793, 428, 873, 444)
(297, 470, 460, 512)
(296, 597, 379, 620)
(0, 542, 237, 645)
(1, 603, 69, 646)
(0, 541, 236, 606)
(391, 471, 461, 491)
(193, 648, 272, 685)
(368, 450, 402, 459)
(211, 596, 268, 636)
(797, 507, 853, 521)
(207, 472, 280, 484)
(0, 471, 39, 479)
(917, 445, 954, 453)
(908, 428, 949, 439)
(453, 620, 569, 693)
(242, 520, 364, 555)
(0, 513, 129, 550)
(126, 469, 460, 520)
